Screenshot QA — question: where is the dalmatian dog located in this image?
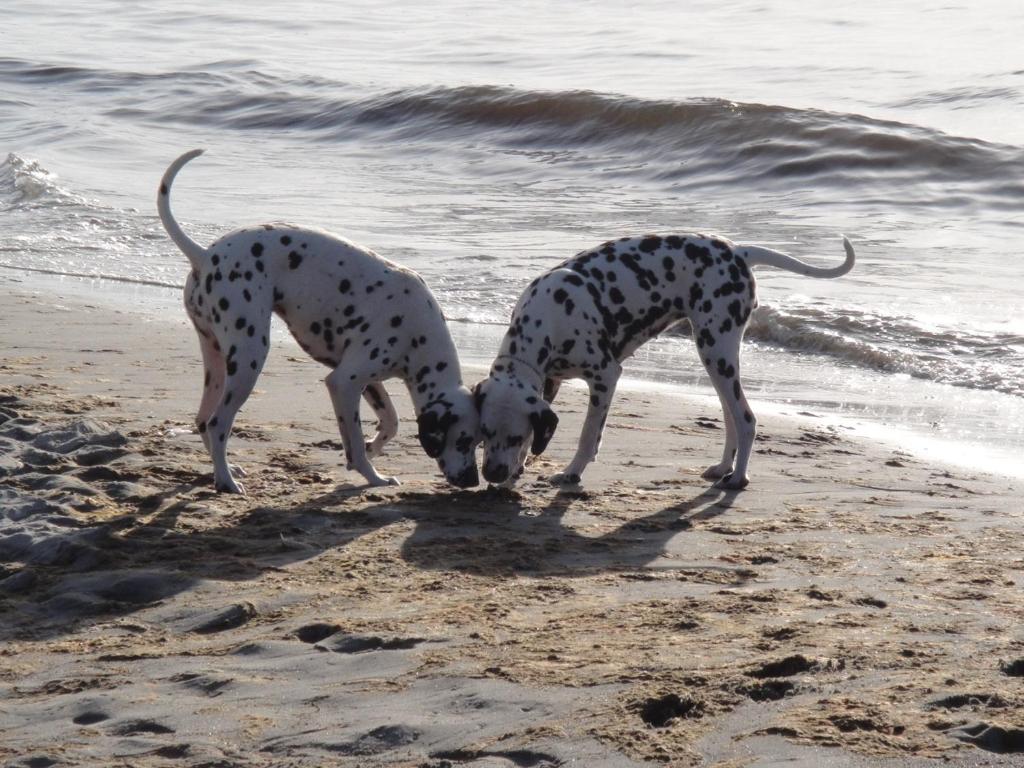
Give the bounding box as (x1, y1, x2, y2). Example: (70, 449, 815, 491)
(158, 149, 479, 493)
(475, 233, 855, 490)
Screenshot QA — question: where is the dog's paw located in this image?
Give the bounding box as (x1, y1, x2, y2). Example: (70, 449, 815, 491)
(701, 463, 733, 480)
(367, 475, 400, 487)
(215, 478, 246, 495)
(715, 473, 749, 490)
(230, 464, 248, 477)
(548, 472, 582, 486)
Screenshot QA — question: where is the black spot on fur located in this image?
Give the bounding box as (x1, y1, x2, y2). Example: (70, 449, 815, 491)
(251, 243, 263, 257)
(280, 235, 292, 245)
(685, 242, 714, 267)
(289, 251, 302, 269)
(639, 235, 662, 253)
(727, 300, 749, 326)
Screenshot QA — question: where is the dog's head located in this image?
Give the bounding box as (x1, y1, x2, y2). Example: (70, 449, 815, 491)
(416, 386, 480, 488)
(473, 373, 558, 486)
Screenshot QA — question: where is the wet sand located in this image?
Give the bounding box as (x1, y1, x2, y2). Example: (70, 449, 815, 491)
(2, 276, 1022, 767)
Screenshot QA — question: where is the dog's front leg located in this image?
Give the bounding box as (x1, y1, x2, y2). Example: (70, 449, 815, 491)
(549, 364, 621, 485)
(325, 369, 399, 487)
(543, 378, 561, 403)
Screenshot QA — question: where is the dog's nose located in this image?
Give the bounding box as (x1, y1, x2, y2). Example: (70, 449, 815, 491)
(450, 465, 480, 488)
(482, 462, 509, 484)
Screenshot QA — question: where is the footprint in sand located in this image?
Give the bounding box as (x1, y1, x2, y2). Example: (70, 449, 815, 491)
(72, 711, 109, 726)
(293, 622, 342, 643)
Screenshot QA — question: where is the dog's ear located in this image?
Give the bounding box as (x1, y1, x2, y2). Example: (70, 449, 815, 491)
(529, 405, 559, 455)
(417, 409, 448, 458)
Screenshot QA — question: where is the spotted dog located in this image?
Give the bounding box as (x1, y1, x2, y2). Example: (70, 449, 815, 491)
(158, 149, 479, 493)
(475, 233, 855, 490)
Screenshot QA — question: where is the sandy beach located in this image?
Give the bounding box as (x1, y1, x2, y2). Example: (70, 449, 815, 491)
(1, 273, 1022, 767)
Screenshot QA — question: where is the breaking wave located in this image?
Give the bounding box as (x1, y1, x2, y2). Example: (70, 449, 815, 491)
(747, 305, 1024, 398)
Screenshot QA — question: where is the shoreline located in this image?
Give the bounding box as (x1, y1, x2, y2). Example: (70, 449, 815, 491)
(2, 272, 1023, 766)
(3, 267, 1021, 483)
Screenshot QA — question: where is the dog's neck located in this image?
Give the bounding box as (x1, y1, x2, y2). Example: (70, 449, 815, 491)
(492, 353, 545, 388)
(402, 312, 465, 415)
(492, 303, 552, 390)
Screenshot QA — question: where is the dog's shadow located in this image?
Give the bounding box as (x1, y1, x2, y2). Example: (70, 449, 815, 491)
(394, 483, 740, 577)
(2, 476, 737, 641)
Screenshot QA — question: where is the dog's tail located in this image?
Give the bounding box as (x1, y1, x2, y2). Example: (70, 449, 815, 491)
(737, 236, 855, 278)
(157, 149, 207, 272)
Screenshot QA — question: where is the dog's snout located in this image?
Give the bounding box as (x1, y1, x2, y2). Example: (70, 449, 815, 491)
(483, 461, 509, 484)
(450, 465, 480, 489)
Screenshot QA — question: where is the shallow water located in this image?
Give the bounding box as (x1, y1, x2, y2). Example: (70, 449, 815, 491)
(2, 0, 1022, 474)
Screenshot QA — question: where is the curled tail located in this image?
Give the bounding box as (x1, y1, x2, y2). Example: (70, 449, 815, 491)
(738, 236, 855, 278)
(157, 149, 207, 272)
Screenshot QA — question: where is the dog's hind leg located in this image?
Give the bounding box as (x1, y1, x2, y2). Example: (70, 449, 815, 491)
(363, 382, 399, 458)
(701, 385, 738, 482)
(698, 331, 755, 490)
(201, 329, 270, 494)
(193, 323, 225, 457)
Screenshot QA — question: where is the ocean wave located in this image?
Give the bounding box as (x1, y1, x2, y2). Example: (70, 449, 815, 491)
(0, 153, 83, 209)
(179, 84, 1024, 199)
(747, 305, 1024, 397)
(3, 57, 1022, 201)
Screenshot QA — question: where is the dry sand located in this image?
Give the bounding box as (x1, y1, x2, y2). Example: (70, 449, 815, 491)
(2, 274, 1023, 768)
